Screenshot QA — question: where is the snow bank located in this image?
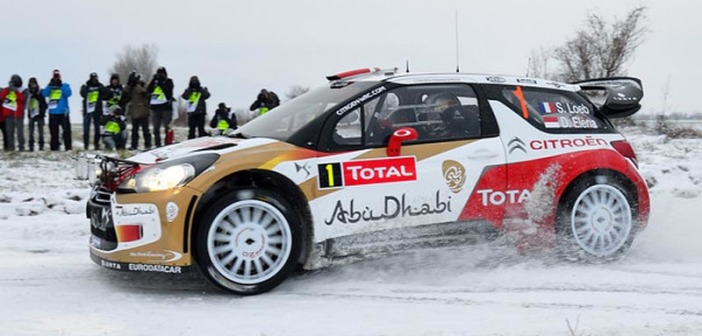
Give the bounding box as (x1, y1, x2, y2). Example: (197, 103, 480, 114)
(0, 130, 700, 336)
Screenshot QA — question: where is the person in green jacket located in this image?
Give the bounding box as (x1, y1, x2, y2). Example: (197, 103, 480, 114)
(101, 106, 127, 150)
(210, 102, 237, 135)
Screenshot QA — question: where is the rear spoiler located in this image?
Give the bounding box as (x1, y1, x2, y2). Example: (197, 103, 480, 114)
(572, 77, 643, 118)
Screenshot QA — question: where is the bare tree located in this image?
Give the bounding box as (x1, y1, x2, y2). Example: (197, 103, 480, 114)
(108, 43, 159, 82)
(286, 85, 310, 100)
(553, 6, 648, 82)
(526, 47, 554, 79)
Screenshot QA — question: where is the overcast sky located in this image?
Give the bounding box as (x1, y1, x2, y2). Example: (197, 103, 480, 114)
(3, 0, 700, 116)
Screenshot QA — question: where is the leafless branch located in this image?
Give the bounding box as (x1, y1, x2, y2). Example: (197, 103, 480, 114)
(108, 43, 159, 82)
(550, 6, 648, 81)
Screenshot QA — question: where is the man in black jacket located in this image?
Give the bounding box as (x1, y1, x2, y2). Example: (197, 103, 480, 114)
(26, 77, 48, 151)
(80, 72, 110, 150)
(147, 66, 174, 147)
(182, 75, 210, 139)
(210, 102, 237, 135)
(106, 73, 124, 112)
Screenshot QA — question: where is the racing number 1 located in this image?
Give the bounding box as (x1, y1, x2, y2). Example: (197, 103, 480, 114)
(318, 163, 343, 189)
(326, 164, 334, 187)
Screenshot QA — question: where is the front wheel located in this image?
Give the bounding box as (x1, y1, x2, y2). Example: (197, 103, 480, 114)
(557, 176, 636, 261)
(195, 189, 302, 295)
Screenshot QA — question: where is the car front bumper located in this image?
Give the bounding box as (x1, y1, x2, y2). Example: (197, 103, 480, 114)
(87, 185, 201, 274)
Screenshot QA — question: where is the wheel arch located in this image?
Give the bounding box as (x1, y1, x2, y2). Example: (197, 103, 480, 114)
(556, 168, 640, 234)
(190, 169, 314, 265)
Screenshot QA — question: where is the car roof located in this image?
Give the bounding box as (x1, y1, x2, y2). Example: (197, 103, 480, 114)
(328, 68, 581, 92)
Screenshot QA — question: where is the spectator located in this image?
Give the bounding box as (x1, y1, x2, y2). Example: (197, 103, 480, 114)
(80, 72, 110, 150)
(101, 106, 127, 150)
(0, 90, 6, 150)
(249, 89, 273, 116)
(147, 66, 174, 147)
(106, 73, 125, 112)
(43, 69, 72, 151)
(124, 72, 151, 150)
(182, 75, 210, 139)
(268, 90, 280, 109)
(26, 77, 48, 151)
(0, 74, 26, 151)
(210, 102, 237, 135)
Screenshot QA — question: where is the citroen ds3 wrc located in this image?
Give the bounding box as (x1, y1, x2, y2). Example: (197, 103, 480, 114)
(87, 68, 650, 294)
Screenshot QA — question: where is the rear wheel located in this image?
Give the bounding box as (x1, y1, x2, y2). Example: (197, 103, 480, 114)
(557, 176, 636, 261)
(195, 189, 301, 295)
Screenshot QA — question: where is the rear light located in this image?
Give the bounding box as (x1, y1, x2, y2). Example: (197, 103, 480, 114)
(611, 140, 639, 168)
(115, 224, 143, 243)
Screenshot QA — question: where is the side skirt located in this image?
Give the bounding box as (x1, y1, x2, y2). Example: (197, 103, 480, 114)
(303, 220, 499, 270)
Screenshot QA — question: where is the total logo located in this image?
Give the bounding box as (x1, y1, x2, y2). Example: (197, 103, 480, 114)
(477, 189, 530, 206)
(318, 156, 417, 189)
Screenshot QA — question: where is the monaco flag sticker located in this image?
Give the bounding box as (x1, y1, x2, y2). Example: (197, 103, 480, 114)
(543, 115, 561, 128)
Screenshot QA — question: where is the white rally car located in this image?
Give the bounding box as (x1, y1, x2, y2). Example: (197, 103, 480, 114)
(87, 68, 650, 294)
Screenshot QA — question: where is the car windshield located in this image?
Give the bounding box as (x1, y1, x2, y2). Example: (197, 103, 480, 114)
(235, 81, 378, 141)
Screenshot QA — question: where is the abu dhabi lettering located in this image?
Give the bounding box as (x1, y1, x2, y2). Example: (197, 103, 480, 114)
(324, 191, 452, 225)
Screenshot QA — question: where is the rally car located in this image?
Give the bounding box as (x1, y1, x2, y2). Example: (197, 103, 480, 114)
(87, 68, 649, 295)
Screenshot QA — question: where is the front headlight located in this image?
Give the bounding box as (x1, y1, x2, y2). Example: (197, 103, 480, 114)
(136, 164, 195, 192)
(119, 153, 219, 193)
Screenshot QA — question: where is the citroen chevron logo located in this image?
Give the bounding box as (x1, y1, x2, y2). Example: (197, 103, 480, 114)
(508, 137, 527, 154)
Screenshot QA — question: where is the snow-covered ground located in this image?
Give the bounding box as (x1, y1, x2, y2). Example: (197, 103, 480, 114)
(0, 129, 701, 336)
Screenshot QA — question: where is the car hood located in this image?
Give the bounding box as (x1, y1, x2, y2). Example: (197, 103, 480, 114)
(127, 137, 276, 164)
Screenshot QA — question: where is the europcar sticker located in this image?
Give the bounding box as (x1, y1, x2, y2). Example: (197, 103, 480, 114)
(318, 156, 417, 189)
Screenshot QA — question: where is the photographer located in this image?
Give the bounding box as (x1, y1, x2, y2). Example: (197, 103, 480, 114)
(101, 106, 127, 150)
(42, 69, 72, 151)
(181, 75, 210, 139)
(147, 66, 174, 147)
(26, 77, 48, 151)
(80, 72, 110, 150)
(124, 72, 151, 150)
(0, 75, 26, 151)
(210, 102, 237, 135)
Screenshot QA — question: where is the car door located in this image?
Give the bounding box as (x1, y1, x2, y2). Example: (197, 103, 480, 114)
(309, 83, 506, 243)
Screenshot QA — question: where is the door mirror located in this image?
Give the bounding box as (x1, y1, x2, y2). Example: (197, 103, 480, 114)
(387, 127, 418, 157)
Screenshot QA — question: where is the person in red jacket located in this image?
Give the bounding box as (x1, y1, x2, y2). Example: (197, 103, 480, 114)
(0, 75, 26, 151)
(0, 96, 6, 151)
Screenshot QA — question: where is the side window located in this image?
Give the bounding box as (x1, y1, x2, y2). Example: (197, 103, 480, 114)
(501, 87, 608, 131)
(331, 96, 381, 148)
(365, 84, 481, 146)
(332, 107, 362, 146)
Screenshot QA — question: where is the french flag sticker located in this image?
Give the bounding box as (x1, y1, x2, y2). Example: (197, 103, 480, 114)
(540, 102, 557, 113)
(543, 116, 560, 128)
